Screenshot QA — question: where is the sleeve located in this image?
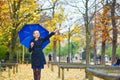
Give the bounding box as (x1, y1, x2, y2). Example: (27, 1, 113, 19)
(43, 31, 55, 41)
(29, 40, 34, 52)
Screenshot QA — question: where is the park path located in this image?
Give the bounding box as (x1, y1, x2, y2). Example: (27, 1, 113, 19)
(0, 64, 100, 80)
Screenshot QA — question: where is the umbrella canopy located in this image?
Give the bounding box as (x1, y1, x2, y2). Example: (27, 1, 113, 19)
(18, 24, 50, 49)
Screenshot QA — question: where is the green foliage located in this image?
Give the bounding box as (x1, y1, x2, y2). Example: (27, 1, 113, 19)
(106, 46, 120, 56)
(56, 41, 80, 56)
(116, 46, 120, 56)
(0, 37, 3, 45)
(106, 46, 112, 55)
(0, 45, 7, 59)
(43, 40, 81, 56)
(59, 45, 68, 56)
(43, 44, 52, 55)
(71, 41, 80, 53)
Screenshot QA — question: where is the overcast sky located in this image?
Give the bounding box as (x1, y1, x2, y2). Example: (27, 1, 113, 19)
(37, 0, 120, 33)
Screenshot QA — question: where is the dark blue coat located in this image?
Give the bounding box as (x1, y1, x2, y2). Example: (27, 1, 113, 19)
(29, 32, 55, 69)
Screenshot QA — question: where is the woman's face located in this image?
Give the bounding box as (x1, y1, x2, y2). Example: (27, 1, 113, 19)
(33, 30, 40, 38)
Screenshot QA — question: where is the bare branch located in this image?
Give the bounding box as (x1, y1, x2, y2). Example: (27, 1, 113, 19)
(52, 0, 58, 17)
(39, 7, 53, 11)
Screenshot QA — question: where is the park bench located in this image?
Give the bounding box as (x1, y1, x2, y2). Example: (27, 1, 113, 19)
(48, 61, 65, 67)
(1, 63, 18, 77)
(48, 62, 66, 71)
(58, 64, 107, 80)
(0, 62, 6, 78)
(48, 61, 84, 71)
(0, 62, 5, 71)
(86, 67, 120, 80)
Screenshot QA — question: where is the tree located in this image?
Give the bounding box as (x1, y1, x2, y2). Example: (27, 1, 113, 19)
(93, 0, 120, 65)
(68, 23, 82, 60)
(111, 0, 117, 64)
(95, 5, 111, 65)
(101, 5, 111, 65)
(84, 0, 91, 66)
(93, 0, 97, 64)
(0, 1, 11, 47)
(65, 0, 104, 65)
(0, 0, 40, 61)
(40, 8, 65, 61)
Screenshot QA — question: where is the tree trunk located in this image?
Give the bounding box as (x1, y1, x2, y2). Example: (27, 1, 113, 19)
(111, 0, 117, 64)
(85, 0, 91, 66)
(58, 40, 61, 62)
(101, 40, 105, 65)
(8, 0, 21, 62)
(85, 29, 91, 66)
(9, 29, 18, 61)
(68, 27, 70, 63)
(94, 0, 97, 65)
(101, 27, 107, 65)
(53, 40, 57, 62)
(22, 46, 25, 64)
(94, 39, 97, 64)
(58, 29, 61, 62)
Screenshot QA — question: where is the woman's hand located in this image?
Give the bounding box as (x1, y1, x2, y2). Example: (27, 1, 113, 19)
(31, 42, 34, 48)
(54, 28, 62, 33)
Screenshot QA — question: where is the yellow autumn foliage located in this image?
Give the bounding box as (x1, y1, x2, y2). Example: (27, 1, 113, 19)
(0, 0, 40, 47)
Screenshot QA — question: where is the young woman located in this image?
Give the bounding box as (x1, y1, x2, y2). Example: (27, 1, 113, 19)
(29, 29, 59, 80)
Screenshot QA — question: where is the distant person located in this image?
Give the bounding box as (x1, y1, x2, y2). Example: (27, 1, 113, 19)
(75, 56, 78, 60)
(67, 56, 70, 63)
(96, 55, 100, 64)
(0, 59, 5, 63)
(112, 57, 120, 66)
(99, 55, 101, 64)
(48, 54, 52, 61)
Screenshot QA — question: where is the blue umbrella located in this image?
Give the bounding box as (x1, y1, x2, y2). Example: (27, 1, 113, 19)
(18, 24, 50, 49)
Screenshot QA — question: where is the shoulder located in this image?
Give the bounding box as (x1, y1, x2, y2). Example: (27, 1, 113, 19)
(37, 37, 45, 41)
(30, 39, 35, 42)
(39, 37, 44, 40)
